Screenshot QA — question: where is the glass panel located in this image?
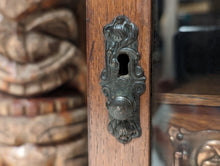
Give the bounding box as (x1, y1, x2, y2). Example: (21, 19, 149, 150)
(151, 0, 220, 165)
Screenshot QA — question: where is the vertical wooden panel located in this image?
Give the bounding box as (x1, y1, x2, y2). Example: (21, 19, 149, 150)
(87, 0, 151, 165)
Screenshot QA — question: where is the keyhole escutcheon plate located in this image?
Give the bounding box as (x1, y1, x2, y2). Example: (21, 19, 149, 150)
(100, 15, 146, 144)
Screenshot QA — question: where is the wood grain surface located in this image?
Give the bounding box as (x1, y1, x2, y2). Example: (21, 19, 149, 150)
(159, 93, 220, 107)
(87, 0, 151, 166)
(158, 74, 220, 107)
(155, 104, 220, 131)
(169, 105, 220, 131)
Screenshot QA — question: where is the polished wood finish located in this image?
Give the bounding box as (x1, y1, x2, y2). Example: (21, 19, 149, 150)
(87, 0, 151, 165)
(159, 93, 220, 107)
(158, 104, 220, 131)
(158, 74, 220, 107)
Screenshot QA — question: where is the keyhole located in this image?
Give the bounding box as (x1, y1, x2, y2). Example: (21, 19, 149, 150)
(118, 54, 129, 76)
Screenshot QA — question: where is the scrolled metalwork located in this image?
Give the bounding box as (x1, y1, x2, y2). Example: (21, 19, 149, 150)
(100, 15, 146, 144)
(169, 126, 220, 166)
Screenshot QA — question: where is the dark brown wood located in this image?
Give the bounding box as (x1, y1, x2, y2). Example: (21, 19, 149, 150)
(158, 74, 220, 107)
(159, 93, 220, 107)
(168, 74, 220, 95)
(87, 0, 151, 165)
(158, 104, 220, 131)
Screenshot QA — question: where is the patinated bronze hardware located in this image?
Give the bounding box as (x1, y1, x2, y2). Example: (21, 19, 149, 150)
(100, 15, 146, 144)
(169, 126, 220, 166)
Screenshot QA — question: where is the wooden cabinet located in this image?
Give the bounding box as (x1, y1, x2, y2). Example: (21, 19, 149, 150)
(86, 0, 151, 166)
(87, 0, 220, 166)
(152, 0, 220, 166)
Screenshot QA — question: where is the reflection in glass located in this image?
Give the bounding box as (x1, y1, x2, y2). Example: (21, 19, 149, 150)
(151, 0, 220, 165)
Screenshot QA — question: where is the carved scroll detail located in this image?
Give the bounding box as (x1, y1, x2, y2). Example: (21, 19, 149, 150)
(0, 0, 87, 165)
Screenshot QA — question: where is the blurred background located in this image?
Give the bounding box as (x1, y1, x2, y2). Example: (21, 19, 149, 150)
(0, 0, 87, 166)
(151, 0, 220, 165)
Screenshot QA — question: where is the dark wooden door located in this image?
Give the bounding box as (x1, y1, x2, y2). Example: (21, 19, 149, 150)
(86, 0, 151, 165)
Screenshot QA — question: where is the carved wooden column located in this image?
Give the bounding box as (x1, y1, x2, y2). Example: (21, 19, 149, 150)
(0, 0, 87, 165)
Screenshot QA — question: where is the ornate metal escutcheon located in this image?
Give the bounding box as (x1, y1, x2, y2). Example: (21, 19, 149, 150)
(100, 15, 146, 144)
